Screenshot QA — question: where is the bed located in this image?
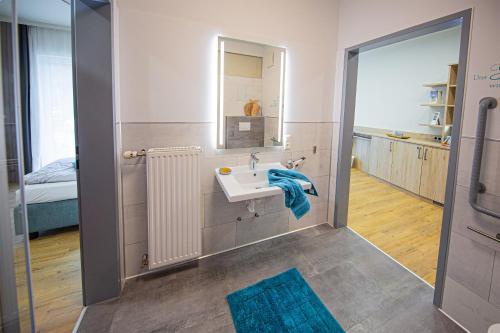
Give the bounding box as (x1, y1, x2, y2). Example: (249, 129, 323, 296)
(14, 158, 79, 235)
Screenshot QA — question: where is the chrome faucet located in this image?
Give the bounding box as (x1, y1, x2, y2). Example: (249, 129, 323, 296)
(250, 152, 260, 170)
(286, 156, 306, 169)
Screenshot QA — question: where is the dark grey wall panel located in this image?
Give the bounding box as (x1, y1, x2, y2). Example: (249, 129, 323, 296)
(72, 0, 120, 305)
(225, 116, 264, 148)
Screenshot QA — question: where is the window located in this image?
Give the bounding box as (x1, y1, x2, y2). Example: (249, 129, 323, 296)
(29, 26, 74, 170)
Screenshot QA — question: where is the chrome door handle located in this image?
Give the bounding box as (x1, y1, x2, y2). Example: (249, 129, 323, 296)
(469, 97, 500, 220)
(423, 148, 428, 161)
(417, 146, 422, 159)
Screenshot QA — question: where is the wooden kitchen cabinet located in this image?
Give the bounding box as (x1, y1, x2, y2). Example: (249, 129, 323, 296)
(367, 136, 449, 202)
(390, 142, 423, 194)
(352, 136, 371, 173)
(368, 136, 393, 182)
(419, 146, 449, 203)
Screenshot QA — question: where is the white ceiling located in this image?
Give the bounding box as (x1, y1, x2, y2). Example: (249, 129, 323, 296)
(0, 0, 70, 27)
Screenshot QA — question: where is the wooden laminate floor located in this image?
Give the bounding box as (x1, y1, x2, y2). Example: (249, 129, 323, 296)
(348, 168, 443, 286)
(16, 228, 83, 333)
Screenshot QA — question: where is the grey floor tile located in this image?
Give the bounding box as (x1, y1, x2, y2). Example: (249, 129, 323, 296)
(79, 225, 464, 333)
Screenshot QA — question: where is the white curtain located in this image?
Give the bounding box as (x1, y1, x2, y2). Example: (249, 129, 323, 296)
(29, 26, 74, 171)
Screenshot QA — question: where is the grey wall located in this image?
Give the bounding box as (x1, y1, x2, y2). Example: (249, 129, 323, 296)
(0, 22, 18, 183)
(73, 0, 120, 305)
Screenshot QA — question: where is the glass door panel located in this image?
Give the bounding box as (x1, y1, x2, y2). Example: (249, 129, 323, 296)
(0, 0, 35, 331)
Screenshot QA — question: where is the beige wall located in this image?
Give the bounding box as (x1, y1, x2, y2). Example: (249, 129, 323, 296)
(113, 0, 339, 279)
(224, 53, 262, 78)
(114, 0, 338, 123)
(331, 1, 500, 332)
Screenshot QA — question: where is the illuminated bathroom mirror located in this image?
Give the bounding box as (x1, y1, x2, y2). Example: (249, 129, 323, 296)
(217, 37, 285, 149)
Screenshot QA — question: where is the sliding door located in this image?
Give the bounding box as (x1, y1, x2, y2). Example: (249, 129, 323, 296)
(0, 1, 35, 331)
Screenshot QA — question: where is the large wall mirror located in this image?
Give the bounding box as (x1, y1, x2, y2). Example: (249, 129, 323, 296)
(217, 37, 285, 149)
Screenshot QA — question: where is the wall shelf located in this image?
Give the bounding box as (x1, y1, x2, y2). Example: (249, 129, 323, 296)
(419, 123, 444, 129)
(420, 63, 458, 140)
(422, 82, 447, 87)
(420, 103, 453, 107)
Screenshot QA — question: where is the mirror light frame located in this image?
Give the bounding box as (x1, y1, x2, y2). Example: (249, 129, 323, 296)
(216, 37, 286, 149)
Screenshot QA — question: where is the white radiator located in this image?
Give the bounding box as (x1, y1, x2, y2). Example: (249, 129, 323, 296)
(146, 146, 202, 269)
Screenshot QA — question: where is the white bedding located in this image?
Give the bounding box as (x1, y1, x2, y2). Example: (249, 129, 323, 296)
(24, 158, 76, 185)
(17, 181, 78, 205)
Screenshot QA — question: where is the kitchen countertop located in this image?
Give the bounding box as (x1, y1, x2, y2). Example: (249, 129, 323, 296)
(353, 130, 450, 150)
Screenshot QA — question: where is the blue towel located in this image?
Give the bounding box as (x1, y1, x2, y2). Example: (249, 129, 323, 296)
(268, 169, 318, 220)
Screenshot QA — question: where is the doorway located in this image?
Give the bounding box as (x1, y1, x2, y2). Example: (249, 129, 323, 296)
(334, 10, 471, 306)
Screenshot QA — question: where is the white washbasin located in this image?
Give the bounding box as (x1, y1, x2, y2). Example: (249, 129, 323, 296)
(215, 162, 311, 202)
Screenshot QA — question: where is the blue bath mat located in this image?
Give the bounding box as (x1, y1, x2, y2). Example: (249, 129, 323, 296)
(226, 268, 345, 333)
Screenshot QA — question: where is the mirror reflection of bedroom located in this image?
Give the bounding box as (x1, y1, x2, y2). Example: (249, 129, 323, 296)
(348, 25, 461, 286)
(16, 1, 82, 331)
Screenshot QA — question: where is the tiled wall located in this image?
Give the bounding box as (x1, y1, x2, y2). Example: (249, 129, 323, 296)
(120, 121, 335, 278)
(442, 136, 500, 333)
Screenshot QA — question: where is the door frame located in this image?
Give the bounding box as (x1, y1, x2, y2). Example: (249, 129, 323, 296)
(72, 0, 121, 305)
(333, 9, 472, 307)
